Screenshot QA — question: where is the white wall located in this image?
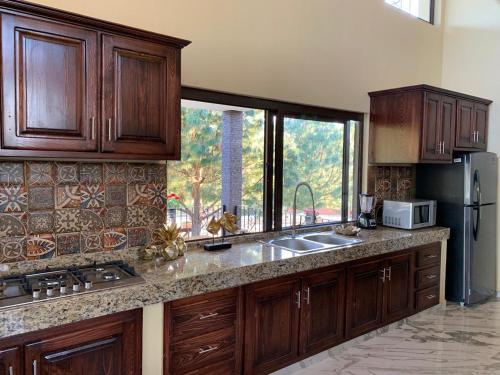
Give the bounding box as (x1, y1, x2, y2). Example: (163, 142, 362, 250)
(30, 0, 443, 113)
(441, 0, 500, 289)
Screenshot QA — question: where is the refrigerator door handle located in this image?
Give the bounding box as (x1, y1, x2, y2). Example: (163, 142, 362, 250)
(472, 206, 481, 241)
(473, 170, 482, 206)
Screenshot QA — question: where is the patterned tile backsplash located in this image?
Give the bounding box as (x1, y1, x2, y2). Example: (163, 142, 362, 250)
(367, 166, 415, 223)
(0, 161, 167, 263)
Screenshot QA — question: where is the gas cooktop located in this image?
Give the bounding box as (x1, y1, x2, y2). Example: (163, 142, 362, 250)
(0, 261, 144, 309)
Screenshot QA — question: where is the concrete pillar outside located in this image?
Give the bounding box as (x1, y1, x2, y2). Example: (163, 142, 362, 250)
(221, 110, 243, 221)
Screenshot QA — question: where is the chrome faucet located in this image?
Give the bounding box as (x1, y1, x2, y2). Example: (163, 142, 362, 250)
(292, 182, 316, 238)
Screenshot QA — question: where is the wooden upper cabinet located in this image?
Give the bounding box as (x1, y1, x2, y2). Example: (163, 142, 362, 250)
(369, 85, 491, 164)
(0, 1, 189, 159)
(1, 13, 98, 152)
(102, 34, 180, 158)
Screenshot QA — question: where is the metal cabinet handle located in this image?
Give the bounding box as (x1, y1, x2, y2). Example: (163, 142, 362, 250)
(425, 254, 437, 259)
(295, 291, 301, 308)
(32, 360, 37, 375)
(199, 312, 218, 320)
(9, 365, 13, 375)
(386, 267, 392, 281)
(380, 268, 386, 282)
(108, 118, 112, 141)
(90, 117, 95, 140)
(425, 274, 437, 280)
(304, 287, 310, 305)
(198, 345, 218, 354)
(426, 294, 436, 300)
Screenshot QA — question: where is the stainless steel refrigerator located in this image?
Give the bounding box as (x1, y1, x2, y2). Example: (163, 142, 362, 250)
(416, 152, 498, 305)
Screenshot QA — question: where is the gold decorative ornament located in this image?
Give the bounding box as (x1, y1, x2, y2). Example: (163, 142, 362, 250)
(219, 212, 239, 234)
(143, 223, 186, 262)
(203, 212, 239, 251)
(206, 217, 222, 236)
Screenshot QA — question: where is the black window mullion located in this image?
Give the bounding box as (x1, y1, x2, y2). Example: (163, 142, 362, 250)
(263, 111, 275, 232)
(273, 112, 284, 231)
(341, 121, 350, 222)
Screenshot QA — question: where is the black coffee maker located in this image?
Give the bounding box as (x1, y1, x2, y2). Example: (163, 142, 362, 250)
(358, 194, 377, 229)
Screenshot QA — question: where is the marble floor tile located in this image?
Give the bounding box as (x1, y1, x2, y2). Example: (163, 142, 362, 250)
(275, 299, 500, 375)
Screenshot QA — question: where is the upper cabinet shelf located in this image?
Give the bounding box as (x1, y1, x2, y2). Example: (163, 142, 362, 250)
(368, 85, 492, 164)
(0, 0, 190, 160)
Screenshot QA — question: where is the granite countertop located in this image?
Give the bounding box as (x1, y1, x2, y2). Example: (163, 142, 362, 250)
(0, 226, 449, 339)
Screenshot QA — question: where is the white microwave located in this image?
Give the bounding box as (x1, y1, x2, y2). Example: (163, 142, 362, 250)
(383, 199, 436, 229)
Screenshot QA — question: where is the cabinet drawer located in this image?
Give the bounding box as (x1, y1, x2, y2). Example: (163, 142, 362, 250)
(170, 326, 236, 374)
(416, 266, 440, 290)
(416, 243, 441, 268)
(416, 286, 439, 310)
(181, 359, 235, 375)
(170, 294, 237, 341)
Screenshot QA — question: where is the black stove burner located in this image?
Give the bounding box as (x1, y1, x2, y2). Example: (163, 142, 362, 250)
(102, 271, 119, 281)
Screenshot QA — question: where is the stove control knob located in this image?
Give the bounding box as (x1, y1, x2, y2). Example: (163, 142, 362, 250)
(84, 280, 93, 290)
(46, 286, 54, 297)
(60, 283, 67, 294)
(72, 283, 80, 292)
(32, 288, 41, 299)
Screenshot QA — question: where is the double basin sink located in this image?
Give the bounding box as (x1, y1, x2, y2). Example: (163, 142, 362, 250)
(262, 232, 362, 253)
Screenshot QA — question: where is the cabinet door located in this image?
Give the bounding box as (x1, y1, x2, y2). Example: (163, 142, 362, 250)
(346, 259, 384, 338)
(300, 268, 345, 355)
(456, 100, 475, 149)
(421, 93, 442, 160)
(439, 95, 455, 160)
(473, 102, 488, 150)
(383, 253, 413, 324)
(0, 346, 21, 375)
(1, 13, 98, 152)
(244, 278, 301, 374)
(102, 34, 180, 159)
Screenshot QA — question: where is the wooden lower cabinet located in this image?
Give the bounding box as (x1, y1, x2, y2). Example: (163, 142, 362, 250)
(0, 346, 21, 375)
(383, 252, 413, 324)
(0, 309, 142, 375)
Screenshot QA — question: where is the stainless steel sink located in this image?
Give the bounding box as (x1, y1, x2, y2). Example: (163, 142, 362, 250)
(268, 238, 325, 252)
(263, 232, 362, 253)
(302, 234, 361, 246)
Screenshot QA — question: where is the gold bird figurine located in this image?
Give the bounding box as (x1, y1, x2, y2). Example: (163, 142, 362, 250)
(206, 217, 222, 236)
(219, 212, 239, 234)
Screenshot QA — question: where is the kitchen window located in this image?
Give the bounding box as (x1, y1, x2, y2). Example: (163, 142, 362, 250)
(385, 0, 435, 24)
(167, 88, 363, 239)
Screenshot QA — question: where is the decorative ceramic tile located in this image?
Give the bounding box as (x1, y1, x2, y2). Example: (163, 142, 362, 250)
(54, 209, 81, 233)
(56, 186, 80, 209)
(56, 163, 79, 185)
(28, 187, 55, 211)
(105, 207, 127, 228)
(27, 234, 56, 259)
(147, 164, 167, 183)
(148, 183, 168, 206)
(80, 209, 105, 232)
(0, 236, 27, 263)
(27, 211, 55, 234)
(128, 164, 147, 184)
(145, 206, 165, 228)
(127, 227, 149, 247)
(0, 185, 28, 212)
(81, 231, 104, 253)
(104, 163, 127, 185)
(80, 163, 103, 185)
(105, 185, 127, 207)
(80, 184, 105, 208)
(56, 233, 81, 255)
(0, 162, 24, 185)
(27, 162, 55, 186)
(127, 184, 151, 206)
(104, 228, 127, 250)
(127, 205, 148, 227)
(0, 213, 27, 237)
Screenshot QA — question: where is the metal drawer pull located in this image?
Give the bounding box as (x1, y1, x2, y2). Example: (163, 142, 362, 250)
(9, 365, 13, 375)
(108, 118, 112, 141)
(199, 312, 218, 320)
(425, 274, 437, 280)
(295, 291, 301, 308)
(425, 254, 437, 259)
(304, 287, 310, 305)
(380, 268, 386, 282)
(386, 267, 392, 281)
(198, 345, 219, 354)
(32, 360, 37, 375)
(90, 117, 95, 140)
(426, 294, 436, 300)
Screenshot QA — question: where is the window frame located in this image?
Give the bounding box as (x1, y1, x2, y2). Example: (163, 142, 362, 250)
(385, 0, 435, 24)
(181, 86, 364, 234)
